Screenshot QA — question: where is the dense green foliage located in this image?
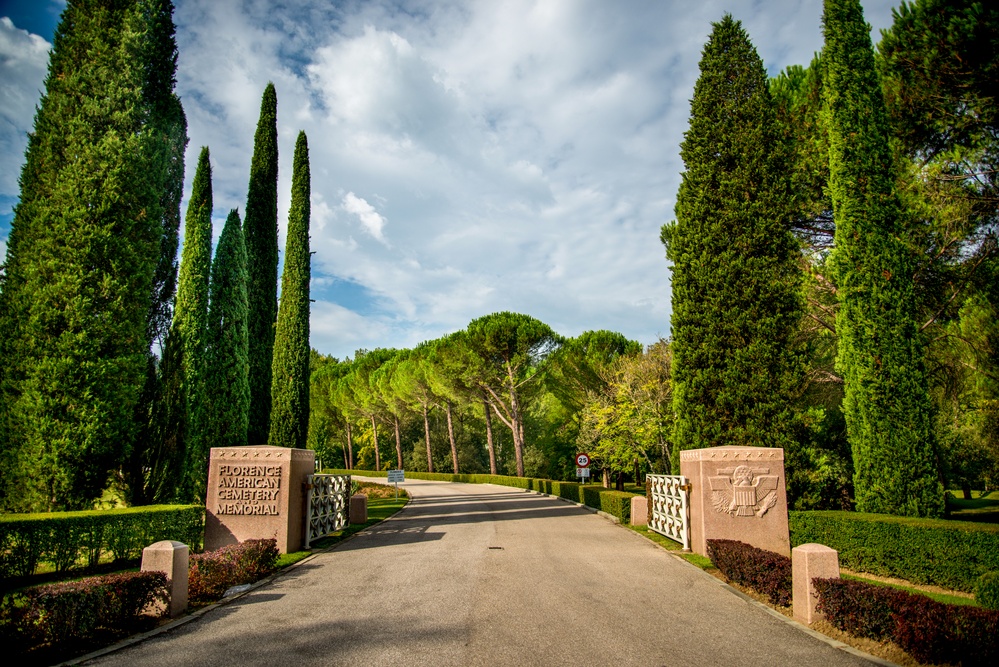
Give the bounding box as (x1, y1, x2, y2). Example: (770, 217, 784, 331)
(204, 210, 250, 449)
(269, 132, 311, 448)
(244, 83, 280, 447)
(662, 15, 804, 472)
(977, 571, 999, 610)
(0, 505, 204, 579)
(789, 510, 999, 592)
(0, 0, 180, 511)
(822, 0, 942, 517)
(170, 147, 214, 499)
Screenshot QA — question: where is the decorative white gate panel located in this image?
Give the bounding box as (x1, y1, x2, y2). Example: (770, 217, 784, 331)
(647, 474, 690, 551)
(305, 474, 350, 548)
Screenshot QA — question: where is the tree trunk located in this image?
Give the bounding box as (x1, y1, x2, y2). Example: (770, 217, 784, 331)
(345, 422, 353, 470)
(371, 415, 380, 471)
(423, 405, 434, 473)
(507, 364, 525, 477)
(394, 416, 403, 469)
(446, 400, 459, 474)
(616, 471, 625, 491)
(483, 395, 497, 475)
(602, 468, 610, 489)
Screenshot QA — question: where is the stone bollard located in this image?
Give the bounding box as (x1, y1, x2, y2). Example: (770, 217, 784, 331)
(141, 540, 189, 618)
(349, 494, 368, 524)
(792, 543, 839, 625)
(630, 496, 648, 526)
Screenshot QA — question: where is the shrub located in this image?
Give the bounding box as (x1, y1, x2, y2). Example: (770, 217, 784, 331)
(814, 576, 999, 665)
(0, 571, 167, 654)
(0, 505, 205, 581)
(976, 571, 999, 610)
(790, 510, 999, 592)
(706, 539, 792, 606)
(188, 538, 279, 604)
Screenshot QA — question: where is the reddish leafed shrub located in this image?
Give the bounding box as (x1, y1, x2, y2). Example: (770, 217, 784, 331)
(814, 577, 999, 665)
(0, 571, 167, 653)
(188, 538, 278, 603)
(706, 539, 792, 606)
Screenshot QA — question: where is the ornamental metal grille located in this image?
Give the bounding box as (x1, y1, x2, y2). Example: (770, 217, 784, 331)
(647, 474, 690, 551)
(305, 474, 350, 548)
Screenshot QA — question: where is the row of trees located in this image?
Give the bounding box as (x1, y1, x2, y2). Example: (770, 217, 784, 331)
(663, 0, 998, 517)
(0, 1, 313, 512)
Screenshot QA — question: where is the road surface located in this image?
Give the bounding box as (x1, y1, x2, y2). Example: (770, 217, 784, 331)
(84, 479, 879, 666)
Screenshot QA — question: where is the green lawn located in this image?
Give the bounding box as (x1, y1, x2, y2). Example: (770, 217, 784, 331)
(946, 490, 999, 523)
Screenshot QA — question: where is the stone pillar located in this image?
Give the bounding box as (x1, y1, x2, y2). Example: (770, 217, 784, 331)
(204, 445, 315, 553)
(141, 540, 188, 618)
(350, 494, 368, 524)
(792, 543, 839, 625)
(630, 496, 648, 526)
(679, 446, 790, 557)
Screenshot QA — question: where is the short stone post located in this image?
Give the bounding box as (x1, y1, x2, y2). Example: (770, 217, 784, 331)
(350, 494, 368, 524)
(792, 543, 839, 625)
(630, 496, 648, 526)
(141, 540, 189, 618)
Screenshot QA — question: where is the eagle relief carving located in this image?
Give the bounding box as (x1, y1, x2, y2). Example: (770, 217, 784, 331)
(708, 465, 779, 518)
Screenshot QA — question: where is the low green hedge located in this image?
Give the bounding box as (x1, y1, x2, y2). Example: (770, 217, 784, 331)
(1, 505, 205, 580)
(329, 470, 633, 523)
(790, 510, 999, 593)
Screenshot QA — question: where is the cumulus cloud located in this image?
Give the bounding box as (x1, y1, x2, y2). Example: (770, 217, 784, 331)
(342, 192, 388, 243)
(0, 17, 50, 197)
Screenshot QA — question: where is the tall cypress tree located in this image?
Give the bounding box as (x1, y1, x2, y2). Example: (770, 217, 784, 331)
(244, 83, 279, 446)
(204, 210, 250, 449)
(269, 132, 311, 449)
(822, 0, 941, 516)
(123, 0, 188, 505)
(661, 15, 804, 472)
(171, 146, 213, 499)
(0, 0, 164, 511)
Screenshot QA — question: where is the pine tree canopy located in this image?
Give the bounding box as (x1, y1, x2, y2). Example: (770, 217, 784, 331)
(823, 0, 942, 517)
(244, 82, 279, 447)
(663, 14, 804, 471)
(269, 131, 311, 449)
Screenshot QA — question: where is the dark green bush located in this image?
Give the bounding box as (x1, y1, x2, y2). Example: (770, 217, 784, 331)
(976, 571, 999, 610)
(188, 538, 279, 604)
(814, 577, 999, 664)
(790, 510, 999, 592)
(0, 505, 205, 580)
(331, 470, 635, 522)
(706, 539, 792, 606)
(0, 571, 167, 655)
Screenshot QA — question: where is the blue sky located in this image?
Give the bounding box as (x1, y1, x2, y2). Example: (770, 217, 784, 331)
(0, 0, 900, 360)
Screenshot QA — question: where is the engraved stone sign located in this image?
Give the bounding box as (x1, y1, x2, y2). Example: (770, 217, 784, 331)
(204, 445, 315, 554)
(680, 446, 790, 557)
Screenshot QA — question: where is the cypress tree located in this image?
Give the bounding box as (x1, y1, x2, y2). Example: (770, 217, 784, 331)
(244, 83, 279, 446)
(822, 0, 941, 516)
(269, 132, 311, 449)
(203, 210, 250, 448)
(171, 146, 213, 499)
(661, 15, 804, 471)
(0, 0, 164, 510)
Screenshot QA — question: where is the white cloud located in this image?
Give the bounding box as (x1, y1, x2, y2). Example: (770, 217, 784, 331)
(0, 17, 50, 196)
(341, 192, 388, 243)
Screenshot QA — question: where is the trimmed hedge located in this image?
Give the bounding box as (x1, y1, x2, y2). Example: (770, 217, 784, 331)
(706, 539, 792, 606)
(329, 470, 633, 523)
(0, 571, 167, 655)
(1, 505, 205, 580)
(789, 510, 999, 593)
(188, 538, 279, 604)
(814, 577, 999, 665)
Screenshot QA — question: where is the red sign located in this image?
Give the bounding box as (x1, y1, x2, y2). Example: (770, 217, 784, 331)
(575, 453, 590, 468)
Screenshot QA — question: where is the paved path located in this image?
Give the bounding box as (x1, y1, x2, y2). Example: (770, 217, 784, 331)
(85, 479, 878, 667)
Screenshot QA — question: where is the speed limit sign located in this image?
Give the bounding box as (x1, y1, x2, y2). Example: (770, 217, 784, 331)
(575, 453, 590, 468)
